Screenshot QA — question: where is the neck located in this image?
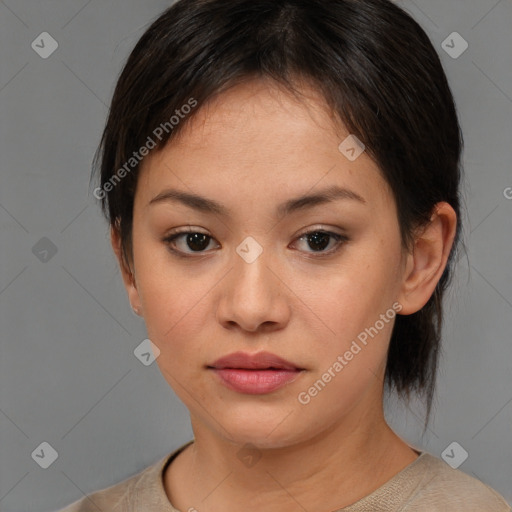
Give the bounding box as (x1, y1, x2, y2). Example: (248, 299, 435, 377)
(165, 397, 418, 511)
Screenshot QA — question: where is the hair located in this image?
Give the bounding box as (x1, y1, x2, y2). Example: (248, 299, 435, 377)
(92, 0, 466, 426)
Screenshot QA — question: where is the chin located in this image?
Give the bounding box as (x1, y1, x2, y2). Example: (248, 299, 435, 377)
(213, 413, 313, 451)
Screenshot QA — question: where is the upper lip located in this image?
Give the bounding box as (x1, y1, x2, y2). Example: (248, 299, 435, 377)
(208, 351, 302, 371)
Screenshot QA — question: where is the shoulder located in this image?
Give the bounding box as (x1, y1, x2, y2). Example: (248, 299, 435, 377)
(54, 459, 163, 512)
(343, 451, 510, 512)
(54, 441, 193, 512)
(402, 452, 510, 511)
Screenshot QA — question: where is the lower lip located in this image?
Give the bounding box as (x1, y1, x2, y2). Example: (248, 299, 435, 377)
(210, 368, 302, 394)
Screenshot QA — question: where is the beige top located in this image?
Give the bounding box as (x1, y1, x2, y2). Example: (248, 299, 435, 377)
(56, 440, 510, 512)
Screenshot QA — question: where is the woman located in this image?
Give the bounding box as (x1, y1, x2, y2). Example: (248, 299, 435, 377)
(58, 0, 510, 510)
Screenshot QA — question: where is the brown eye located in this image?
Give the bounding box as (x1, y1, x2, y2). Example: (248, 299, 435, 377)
(183, 233, 211, 251)
(293, 231, 348, 255)
(164, 230, 219, 254)
(305, 232, 331, 251)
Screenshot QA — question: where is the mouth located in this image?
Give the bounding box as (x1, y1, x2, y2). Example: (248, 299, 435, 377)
(207, 351, 305, 394)
(207, 350, 303, 371)
(207, 366, 299, 371)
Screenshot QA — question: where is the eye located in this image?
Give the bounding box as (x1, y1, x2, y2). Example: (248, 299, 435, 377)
(163, 228, 348, 257)
(292, 230, 348, 255)
(163, 229, 219, 255)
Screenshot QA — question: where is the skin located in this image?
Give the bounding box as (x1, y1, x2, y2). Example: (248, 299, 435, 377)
(111, 78, 457, 511)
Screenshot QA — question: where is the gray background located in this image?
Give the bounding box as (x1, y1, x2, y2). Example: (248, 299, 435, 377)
(0, 0, 511, 510)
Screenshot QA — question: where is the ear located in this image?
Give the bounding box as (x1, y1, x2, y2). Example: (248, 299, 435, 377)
(397, 202, 458, 315)
(110, 225, 143, 316)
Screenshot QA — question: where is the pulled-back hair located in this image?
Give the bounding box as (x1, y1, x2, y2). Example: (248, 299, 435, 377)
(92, 0, 465, 424)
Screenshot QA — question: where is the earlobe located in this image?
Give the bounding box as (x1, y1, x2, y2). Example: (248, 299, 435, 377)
(110, 226, 143, 315)
(397, 202, 457, 315)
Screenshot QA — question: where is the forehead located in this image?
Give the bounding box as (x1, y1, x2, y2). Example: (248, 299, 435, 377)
(136, 79, 395, 219)
(172, 78, 343, 151)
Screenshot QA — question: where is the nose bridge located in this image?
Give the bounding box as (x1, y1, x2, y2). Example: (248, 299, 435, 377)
(216, 237, 289, 331)
(232, 238, 276, 306)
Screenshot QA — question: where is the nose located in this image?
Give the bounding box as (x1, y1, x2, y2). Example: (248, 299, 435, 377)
(215, 245, 291, 334)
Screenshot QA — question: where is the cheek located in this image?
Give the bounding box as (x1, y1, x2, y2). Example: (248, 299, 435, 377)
(317, 248, 400, 330)
(139, 270, 211, 345)
(134, 266, 227, 391)
(297, 281, 398, 415)
(302, 242, 401, 372)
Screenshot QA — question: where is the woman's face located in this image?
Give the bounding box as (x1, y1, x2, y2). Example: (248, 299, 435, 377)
(123, 80, 411, 448)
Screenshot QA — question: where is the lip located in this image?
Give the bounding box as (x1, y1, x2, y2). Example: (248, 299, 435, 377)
(210, 369, 303, 394)
(208, 351, 302, 371)
(207, 351, 304, 395)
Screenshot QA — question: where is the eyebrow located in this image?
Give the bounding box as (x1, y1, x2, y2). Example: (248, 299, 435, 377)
(148, 185, 366, 217)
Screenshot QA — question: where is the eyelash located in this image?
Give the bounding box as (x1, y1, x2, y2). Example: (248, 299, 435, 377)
(162, 228, 349, 258)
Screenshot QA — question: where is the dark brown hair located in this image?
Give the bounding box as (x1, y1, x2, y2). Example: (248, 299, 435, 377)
(92, 0, 466, 424)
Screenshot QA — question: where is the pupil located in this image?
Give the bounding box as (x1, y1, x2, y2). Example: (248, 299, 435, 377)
(308, 232, 330, 251)
(187, 233, 209, 251)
